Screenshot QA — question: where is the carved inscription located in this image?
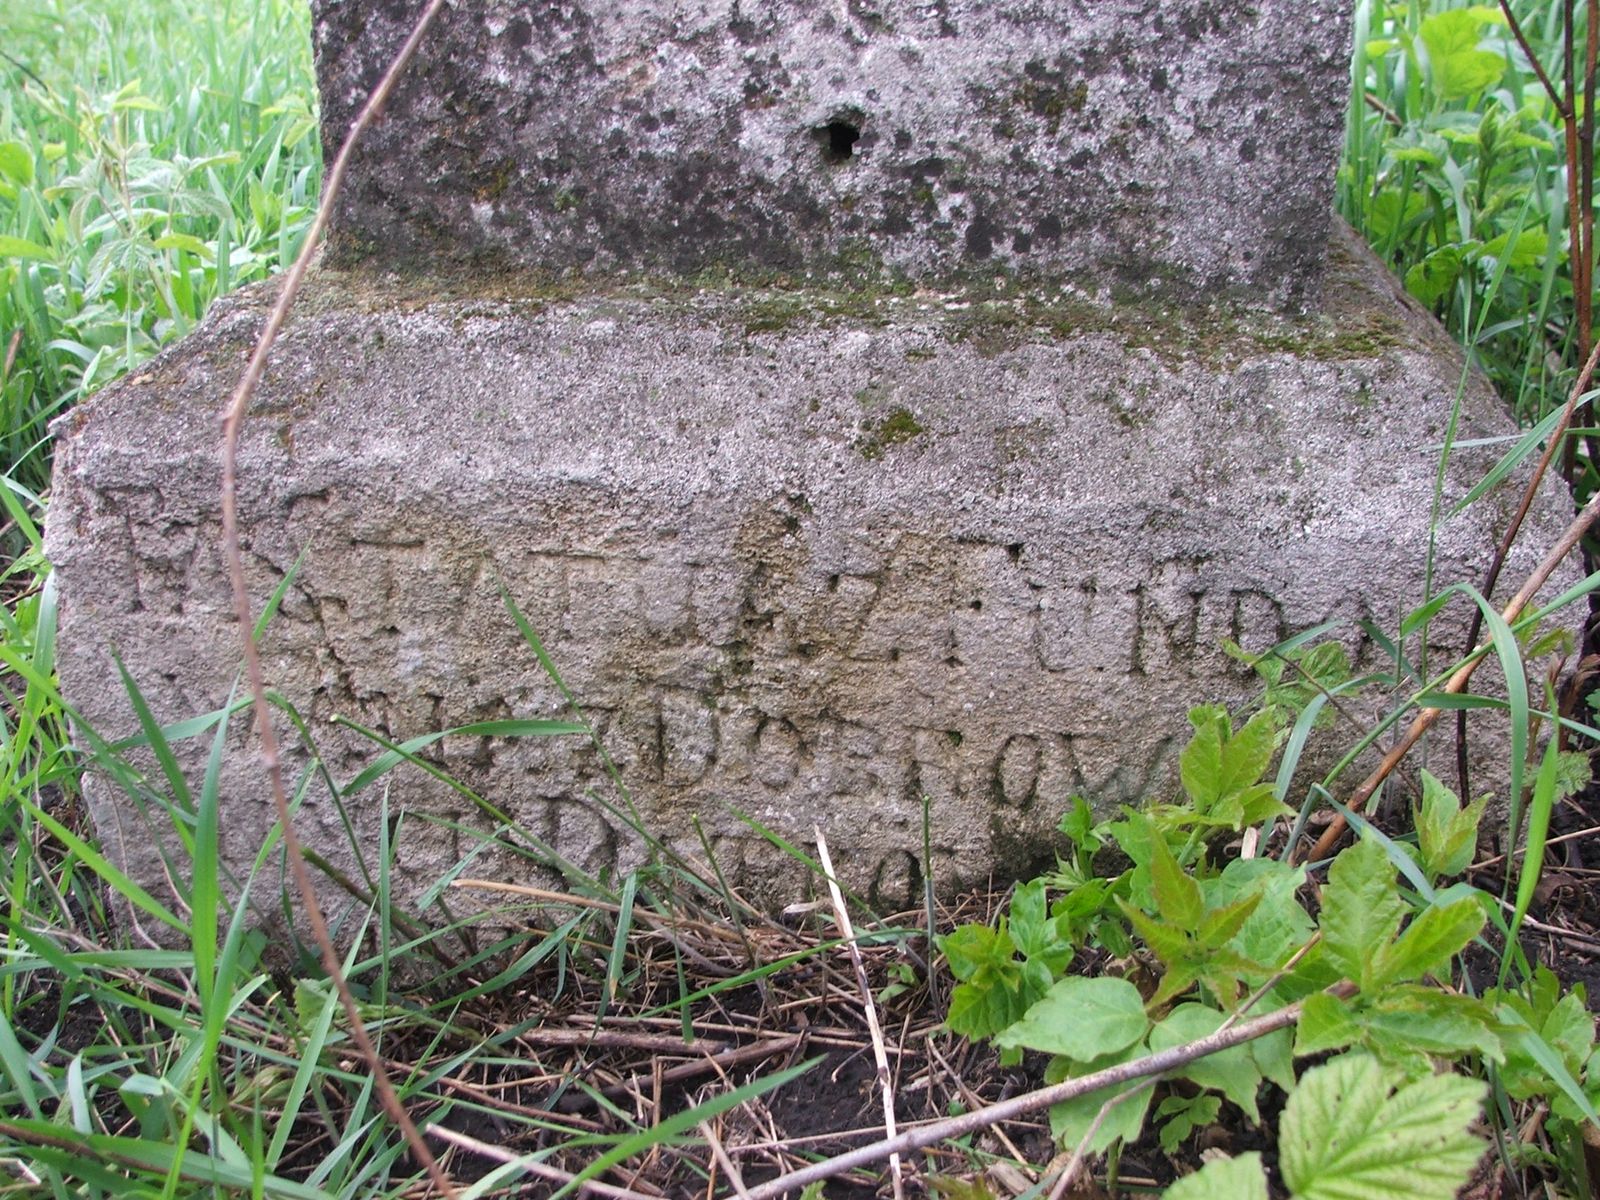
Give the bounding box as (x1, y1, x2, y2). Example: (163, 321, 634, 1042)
(258, 510, 1354, 897)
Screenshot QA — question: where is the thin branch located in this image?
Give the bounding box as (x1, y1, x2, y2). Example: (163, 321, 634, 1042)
(217, 1, 454, 1195)
(1455, 338, 1600, 793)
(1499, 0, 1572, 116)
(738, 986, 1352, 1200)
(426, 1124, 663, 1200)
(699, 1121, 753, 1200)
(815, 826, 903, 1200)
(1303, 482, 1600, 865)
(0, 48, 49, 94)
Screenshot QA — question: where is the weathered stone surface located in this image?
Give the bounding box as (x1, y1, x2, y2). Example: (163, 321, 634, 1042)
(46, 225, 1578, 915)
(313, 0, 1352, 308)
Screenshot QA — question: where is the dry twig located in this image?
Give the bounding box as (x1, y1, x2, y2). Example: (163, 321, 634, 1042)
(816, 825, 904, 1200)
(1455, 338, 1600, 793)
(426, 1124, 661, 1200)
(739, 984, 1353, 1200)
(1301, 483, 1600, 865)
(216, 0, 454, 1194)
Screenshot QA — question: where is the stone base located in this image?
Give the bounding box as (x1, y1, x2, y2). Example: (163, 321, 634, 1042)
(46, 223, 1576, 920)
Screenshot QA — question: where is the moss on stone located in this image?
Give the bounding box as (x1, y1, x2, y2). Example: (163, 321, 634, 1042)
(856, 407, 925, 459)
(292, 224, 1415, 371)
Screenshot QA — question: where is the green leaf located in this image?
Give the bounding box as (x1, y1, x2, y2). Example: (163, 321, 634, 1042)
(1420, 10, 1506, 99)
(1509, 732, 1563, 957)
(995, 976, 1148, 1060)
(1413, 772, 1486, 882)
(0, 234, 52, 261)
(1156, 1092, 1221, 1153)
(1361, 987, 1503, 1064)
(1477, 228, 1548, 271)
(1279, 1053, 1486, 1200)
(1047, 1045, 1155, 1154)
(1150, 1004, 1266, 1123)
(1555, 750, 1593, 801)
(1432, 47, 1506, 99)
(1198, 891, 1262, 949)
(1366, 191, 1428, 244)
(1149, 831, 1204, 929)
(1179, 707, 1283, 828)
(1251, 1026, 1296, 1094)
(1369, 898, 1484, 988)
(1318, 837, 1404, 991)
(1537, 989, 1597, 1072)
(1205, 858, 1315, 971)
(1489, 969, 1597, 1103)
(940, 923, 1011, 982)
(1404, 247, 1463, 307)
(0, 141, 33, 186)
(1165, 1153, 1268, 1200)
(1010, 879, 1073, 976)
(153, 233, 216, 261)
(1059, 795, 1096, 849)
(945, 973, 1033, 1041)
(1294, 992, 1360, 1058)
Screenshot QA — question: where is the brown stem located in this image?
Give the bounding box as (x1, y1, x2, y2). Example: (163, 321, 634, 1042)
(1581, 0, 1597, 368)
(1302, 483, 1600, 866)
(217, 2, 456, 1196)
(738, 985, 1353, 1200)
(1455, 340, 1600, 794)
(1500, 1, 1574, 116)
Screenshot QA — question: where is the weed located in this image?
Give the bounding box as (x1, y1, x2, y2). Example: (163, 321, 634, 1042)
(0, 0, 320, 499)
(1342, 0, 1598, 494)
(936, 697, 1600, 1197)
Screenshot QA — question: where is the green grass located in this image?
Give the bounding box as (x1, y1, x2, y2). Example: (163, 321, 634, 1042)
(0, 0, 319, 500)
(3, 0, 1600, 1195)
(1340, 0, 1596, 490)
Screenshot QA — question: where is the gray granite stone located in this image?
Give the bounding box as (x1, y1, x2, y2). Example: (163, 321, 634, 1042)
(45, 225, 1579, 915)
(313, 0, 1352, 308)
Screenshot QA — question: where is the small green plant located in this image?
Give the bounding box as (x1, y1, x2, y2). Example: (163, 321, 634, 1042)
(0, 0, 320, 498)
(937, 704, 1600, 1197)
(1344, 0, 1598, 493)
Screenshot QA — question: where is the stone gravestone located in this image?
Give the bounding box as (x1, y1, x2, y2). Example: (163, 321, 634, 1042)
(48, 0, 1576, 919)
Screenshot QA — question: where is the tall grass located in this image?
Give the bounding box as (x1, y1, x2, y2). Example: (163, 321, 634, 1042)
(0, 0, 319, 499)
(1, 0, 1599, 1195)
(1341, 0, 1596, 491)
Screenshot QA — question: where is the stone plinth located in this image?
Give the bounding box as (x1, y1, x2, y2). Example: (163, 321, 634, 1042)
(313, 0, 1352, 308)
(45, 226, 1577, 911)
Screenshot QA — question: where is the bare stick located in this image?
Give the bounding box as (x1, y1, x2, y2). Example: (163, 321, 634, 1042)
(814, 826, 904, 1200)
(217, 1, 455, 1195)
(1455, 338, 1600, 794)
(427, 1124, 663, 1200)
(699, 1121, 753, 1200)
(1303, 486, 1600, 865)
(1499, 0, 1572, 116)
(739, 986, 1349, 1200)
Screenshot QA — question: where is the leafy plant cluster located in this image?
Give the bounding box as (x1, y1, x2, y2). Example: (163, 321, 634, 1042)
(1342, 0, 1597, 491)
(940, 702, 1600, 1198)
(0, 0, 319, 499)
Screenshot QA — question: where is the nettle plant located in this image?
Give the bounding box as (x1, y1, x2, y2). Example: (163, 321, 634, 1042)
(939, 697, 1600, 1198)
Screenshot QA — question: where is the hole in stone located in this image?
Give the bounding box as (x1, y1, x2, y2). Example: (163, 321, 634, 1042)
(826, 573, 841, 593)
(889, 647, 902, 662)
(1007, 542, 1025, 562)
(969, 599, 983, 612)
(814, 116, 863, 164)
